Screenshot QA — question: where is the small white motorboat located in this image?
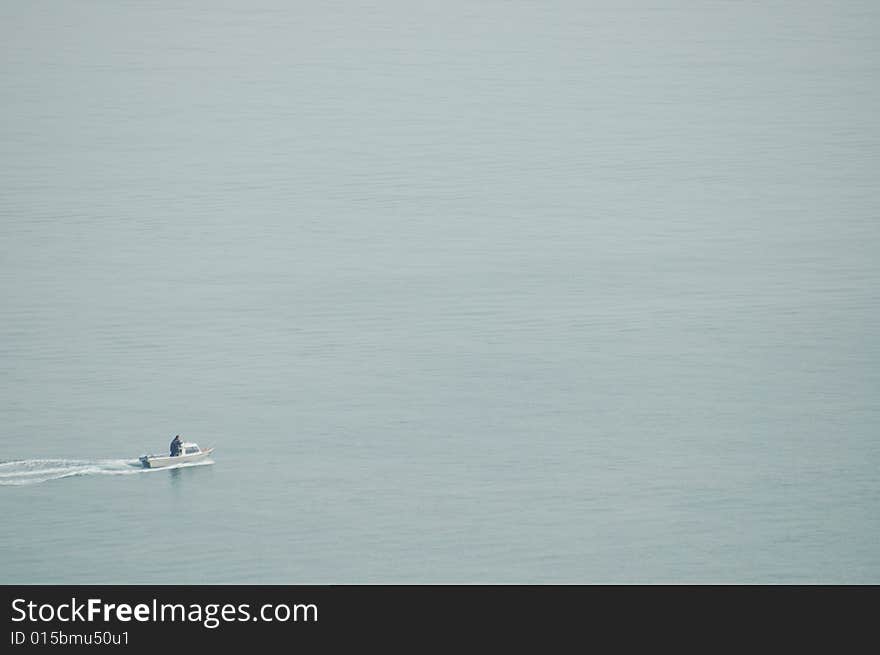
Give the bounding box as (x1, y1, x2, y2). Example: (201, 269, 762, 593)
(139, 442, 214, 469)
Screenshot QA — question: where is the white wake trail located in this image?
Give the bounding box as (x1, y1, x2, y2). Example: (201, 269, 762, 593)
(0, 458, 212, 486)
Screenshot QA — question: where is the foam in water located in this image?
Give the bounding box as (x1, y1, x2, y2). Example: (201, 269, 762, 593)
(0, 458, 213, 486)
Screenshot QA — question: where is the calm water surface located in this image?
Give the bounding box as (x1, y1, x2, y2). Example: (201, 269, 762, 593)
(1, 1, 878, 582)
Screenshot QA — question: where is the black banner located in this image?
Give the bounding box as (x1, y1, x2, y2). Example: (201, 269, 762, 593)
(1, 585, 874, 651)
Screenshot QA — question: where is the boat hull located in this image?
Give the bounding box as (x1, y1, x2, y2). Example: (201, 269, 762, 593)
(140, 448, 214, 469)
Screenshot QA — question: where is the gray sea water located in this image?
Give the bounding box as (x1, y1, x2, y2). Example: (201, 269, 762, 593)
(2, 0, 878, 583)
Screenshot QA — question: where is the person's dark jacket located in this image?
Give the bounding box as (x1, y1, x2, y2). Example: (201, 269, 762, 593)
(170, 437, 181, 456)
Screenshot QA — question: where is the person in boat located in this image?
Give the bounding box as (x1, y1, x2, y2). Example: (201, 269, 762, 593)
(170, 435, 182, 457)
